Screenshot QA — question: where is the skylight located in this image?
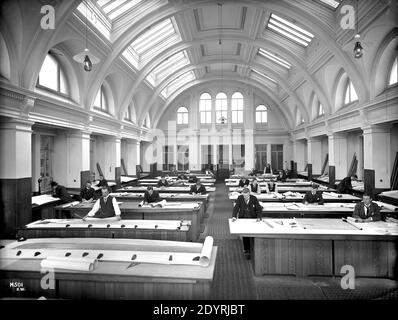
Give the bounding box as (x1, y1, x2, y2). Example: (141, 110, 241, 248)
(317, 0, 341, 9)
(251, 69, 276, 83)
(266, 13, 314, 46)
(258, 48, 291, 69)
(97, 0, 143, 20)
(161, 71, 196, 99)
(146, 51, 191, 86)
(130, 18, 181, 67)
(76, 1, 111, 40)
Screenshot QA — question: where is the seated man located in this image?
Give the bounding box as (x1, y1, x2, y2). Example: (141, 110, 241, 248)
(51, 181, 74, 203)
(264, 180, 278, 194)
(248, 168, 256, 177)
(190, 180, 207, 195)
(143, 186, 160, 204)
(238, 178, 250, 188)
(337, 175, 357, 194)
(80, 181, 95, 202)
(249, 179, 261, 194)
(157, 176, 169, 187)
(353, 193, 381, 222)
(231, 188, 263, 259)
(276, 170, 287, 182)
(177, 173, 188, 180)
(263, 163, 273, 175)
(97, 175, 108, 187)
(188, 175, 199, 183)
(83, 186, 121, 221)
(303, 183, 324, 205)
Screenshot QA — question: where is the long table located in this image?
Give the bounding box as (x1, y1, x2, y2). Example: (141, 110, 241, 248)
(0, 237, 217, 299)
(53, 202, 204, 241)
(117, 186, 216, 193)
(229, 185, 335, 193)
(228, 192, 361, 203)
(255, 202, 394, 218)
(17, 219, 193, 242)
(110, 192, 209, 212)
(139, 181, 214, 187)
(226, 181, 314, 187)
(229, 218, 398, 279)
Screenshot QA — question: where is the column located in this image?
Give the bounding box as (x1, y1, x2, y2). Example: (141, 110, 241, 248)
(188, 131, 199, 170)
(65, 130, 91, 188)
(122, 139, 138, 175)
(141, 141, 153, 172)
(328, 132, 348, 180)
(267, 144, 272, 167)
(0, 118, 34, 237)
(307, 137, 322, 175)
(103, 136, 121, 181)
(244, 129, 254, 170)
(292, 139, 305, 171)
(362, 125, 391, 189)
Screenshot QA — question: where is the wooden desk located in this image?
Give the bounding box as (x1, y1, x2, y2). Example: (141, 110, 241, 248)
(53, 202, 204, 241)
(139, 181, 214, 187)
(226, 181, 314, 187)
(255, 202, 393, 218)
(229, 186, 335, 193)
(0, 237, 217, 299)
(110, 192, 209, 212)
(228, 192, 362, 203)
(17, 219, 193, 242)
(117, 186, 216, 193)
(229, 218, 398, 279)
(32, 195, 62, 221)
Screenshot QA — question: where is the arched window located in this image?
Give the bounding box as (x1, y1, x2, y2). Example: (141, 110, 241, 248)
(389, 56, 397, 86)
(199, 93, 212, 124)
(124, 107, 132, 121)
(344, 80, 358, 105)
(231, 92, 244, 123)
(256, 105, 268, 123)
(94, 85, 108, 112)
(177, 106, 188, 124)
(37, 54, 69, 95)
(215, 92, 228, 124)
(318, 102, 325, 116)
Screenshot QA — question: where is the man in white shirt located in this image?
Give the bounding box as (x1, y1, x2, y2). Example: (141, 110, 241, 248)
(83, 186, 121, 221)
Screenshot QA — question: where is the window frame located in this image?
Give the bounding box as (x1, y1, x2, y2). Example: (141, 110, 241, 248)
(255, 105, 268, 124)
(199, 93, 212, 124)
(37, 54, 70, 97)
(215, 92, 228, 124)
(93, 85, 109, 113)
(231, 92, 244, 124)
(177, 106, 189, 125)
(388, 56, 398, 87)
(343, 80, 358, 106)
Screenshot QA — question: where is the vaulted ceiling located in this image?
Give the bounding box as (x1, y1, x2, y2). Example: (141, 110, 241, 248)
(0, 0, 396, 130)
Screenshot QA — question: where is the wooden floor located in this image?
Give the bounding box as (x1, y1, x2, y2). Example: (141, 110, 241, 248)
(201, 183, 398, 300)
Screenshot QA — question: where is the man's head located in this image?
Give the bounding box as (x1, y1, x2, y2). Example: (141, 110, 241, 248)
(363, 193, 372, 206)
(311, 183, 319, 192)
(242, 187, 250, 201)
(101, 186, 111, 197)
(50, 181, 58, 191)
(351, 175, 358, 182)
(85, 181, 91, 188)
(186, 170, 190, 174)
(252, 179, 258, 185)
(147, 186, 153, 195)
(196, 180, 201, 187)
(161, 176, 166, 181)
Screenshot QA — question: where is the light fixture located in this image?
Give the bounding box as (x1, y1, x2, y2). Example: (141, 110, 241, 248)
(353, 34, 363, 59)
(73, 1, 100, 71)
(220, 116, 227, 124)
(353, 0, 363, 59)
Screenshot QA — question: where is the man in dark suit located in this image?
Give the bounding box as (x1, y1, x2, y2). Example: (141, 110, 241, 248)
(231, 188, 263, 259)
(143, 186, 161, 204)
(51, 181, 74, 203)
(80, 181, 95, 202)
(190, 181, 207, 194)
(97, 175, 108, 187)
(238, 178, 250, 187)
(157, 176, 169, 187)
(336, 175, 357, 194)
(353, 193, 381, 222)
(303, 183, 324, 205)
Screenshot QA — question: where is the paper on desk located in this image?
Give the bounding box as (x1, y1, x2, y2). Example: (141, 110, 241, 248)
(61, 201, 80, 208)
(41, 256, 98, 272)
(374, 201, 398, 212)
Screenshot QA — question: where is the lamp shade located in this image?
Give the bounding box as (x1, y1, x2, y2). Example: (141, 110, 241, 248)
(73, 48, 100, 65)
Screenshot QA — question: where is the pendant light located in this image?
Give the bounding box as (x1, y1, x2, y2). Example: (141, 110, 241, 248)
(73, 1, 100, 71)
(353, 0, 363, 59)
